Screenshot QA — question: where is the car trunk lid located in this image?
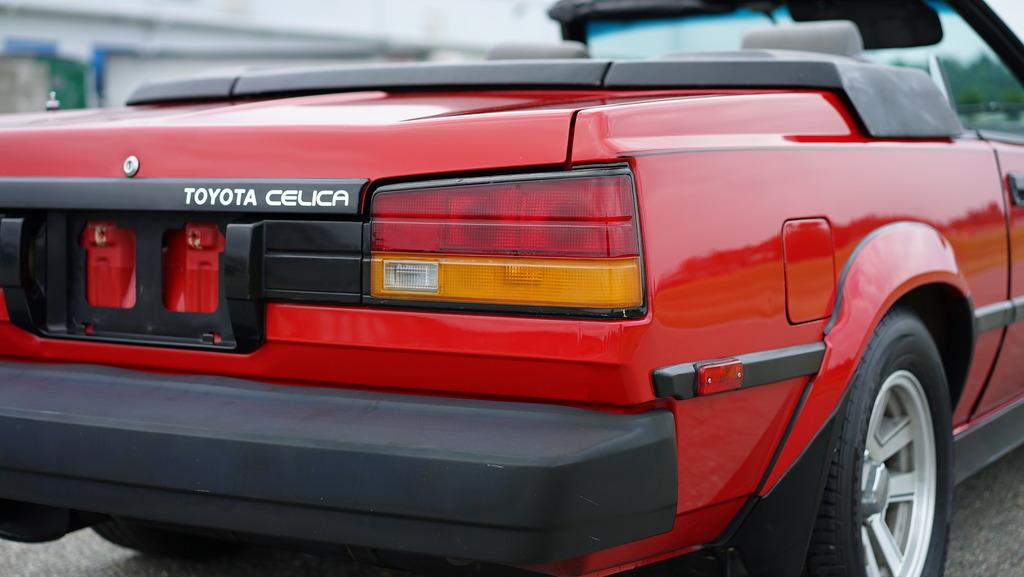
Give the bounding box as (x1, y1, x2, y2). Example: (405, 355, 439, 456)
(0, 90, 597, 352)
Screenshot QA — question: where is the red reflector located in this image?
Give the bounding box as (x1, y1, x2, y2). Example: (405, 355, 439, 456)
(163, 224, 225, 314)
(371, 175, 639, 258)
(697, 360, 744, 396)
(80, 222, 136, 309)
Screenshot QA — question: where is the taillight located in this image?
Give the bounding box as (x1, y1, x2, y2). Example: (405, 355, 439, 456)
(369, 170, 643, 312)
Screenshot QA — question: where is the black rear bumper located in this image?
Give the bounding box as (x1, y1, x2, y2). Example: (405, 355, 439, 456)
(0, 362, 677, 565)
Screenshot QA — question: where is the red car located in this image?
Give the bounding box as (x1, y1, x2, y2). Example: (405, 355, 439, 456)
(0, 1, 1022, 576)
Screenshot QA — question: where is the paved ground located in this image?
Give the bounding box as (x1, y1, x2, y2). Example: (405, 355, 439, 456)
(1, 446, 1021, 577)
(945, 444, 1024, 577)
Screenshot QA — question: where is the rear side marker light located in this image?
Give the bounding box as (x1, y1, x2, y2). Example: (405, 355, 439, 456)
(697, 360, 745, 396)
(370, 172, 643, 312)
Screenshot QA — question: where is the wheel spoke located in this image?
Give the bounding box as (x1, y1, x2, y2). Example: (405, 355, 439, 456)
(888, 472, 917, 503)
(869, 514, 904, 576)
(859, 370, 937, 577)
(870, 415, 913, 463)
(867, 388, 894, 437)
(862, 525, 883, 577)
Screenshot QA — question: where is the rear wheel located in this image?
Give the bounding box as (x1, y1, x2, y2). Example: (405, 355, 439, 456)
(93, 519, 236, 558)
(806, 308, 953, 577)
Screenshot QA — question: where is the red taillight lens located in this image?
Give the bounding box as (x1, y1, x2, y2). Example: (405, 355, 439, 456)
(371, 175, 639, 258)
(370, 172, 643, 311)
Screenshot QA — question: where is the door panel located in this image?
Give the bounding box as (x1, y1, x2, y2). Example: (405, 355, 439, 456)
(975, 143, 1024, 417)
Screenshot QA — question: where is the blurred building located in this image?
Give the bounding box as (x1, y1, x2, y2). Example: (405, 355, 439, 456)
(0, 0, 560, 111)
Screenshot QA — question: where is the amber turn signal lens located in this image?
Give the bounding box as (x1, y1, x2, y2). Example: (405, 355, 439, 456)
(371, 254, 642, 309)
(369, 172, 644, 312)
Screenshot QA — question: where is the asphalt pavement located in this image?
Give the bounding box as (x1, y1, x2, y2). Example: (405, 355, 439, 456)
(0, 446, 1021, 577)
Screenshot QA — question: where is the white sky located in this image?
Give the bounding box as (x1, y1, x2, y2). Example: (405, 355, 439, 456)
(988, 0, 1024, 38)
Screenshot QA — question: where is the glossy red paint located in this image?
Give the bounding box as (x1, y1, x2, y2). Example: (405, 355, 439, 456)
(978, 327, 1024, 416)
(566, 90, 1007, 553)
(674, 378, 807, 511)
(975, 143, 1024, 418)
(766, 224, 971, 491)
(0, 92, 577, 182)
(782, 218, 836, 324)
(0, 91, 709, 183)
(954, 330, 1004, 427)
(0, 87, 1017, 573)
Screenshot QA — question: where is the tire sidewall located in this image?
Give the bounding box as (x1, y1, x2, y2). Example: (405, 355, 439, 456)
(839, 310, 954, 577)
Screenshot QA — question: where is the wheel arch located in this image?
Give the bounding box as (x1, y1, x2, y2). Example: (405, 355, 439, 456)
(720, 222, 973, 577)
(888, 283, 975, 409)
(765, 221, 971, 493)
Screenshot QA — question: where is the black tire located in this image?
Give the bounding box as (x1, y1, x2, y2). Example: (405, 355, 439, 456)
(93, 518, 237, 558)
(805, 308, 953, 577)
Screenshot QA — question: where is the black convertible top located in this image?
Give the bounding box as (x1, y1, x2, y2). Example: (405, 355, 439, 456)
(126, 54, 962, 139)
(548, 0, 749, 24)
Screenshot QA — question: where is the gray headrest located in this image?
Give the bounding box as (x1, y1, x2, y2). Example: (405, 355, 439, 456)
(742, 20, 865, 59)
(487, 41, 589, 60)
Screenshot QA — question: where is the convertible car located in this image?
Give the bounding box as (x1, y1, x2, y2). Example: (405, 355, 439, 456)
(0, 1, 1021, 576)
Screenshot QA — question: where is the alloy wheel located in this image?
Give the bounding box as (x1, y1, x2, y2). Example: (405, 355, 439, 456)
(859, 370, 937, 577)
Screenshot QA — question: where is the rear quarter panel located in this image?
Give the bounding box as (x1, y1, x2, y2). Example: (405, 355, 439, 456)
(554, 91, 1008, 573)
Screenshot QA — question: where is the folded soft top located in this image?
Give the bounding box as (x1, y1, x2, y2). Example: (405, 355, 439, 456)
(127, 54, 962, 139)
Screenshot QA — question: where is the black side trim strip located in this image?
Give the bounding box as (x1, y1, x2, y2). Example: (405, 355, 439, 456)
(741, 343, 827, 391)
(972, 296, 1024, 334)
(975, 300, 1015, 333)
(954, 396, 1024, 483)
(652, 342, 826, 400)
(1013, 297, 1024, 322)
(652, 363, 696, 400)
